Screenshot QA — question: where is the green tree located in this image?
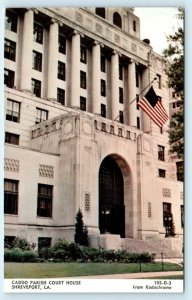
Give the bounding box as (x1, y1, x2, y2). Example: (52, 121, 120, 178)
(163, 8, 184, 159)
(74, 209, 89, 246)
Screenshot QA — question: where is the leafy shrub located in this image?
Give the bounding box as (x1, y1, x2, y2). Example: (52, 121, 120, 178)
(4, 237, 35, 250)
(4, 248, 38, 262)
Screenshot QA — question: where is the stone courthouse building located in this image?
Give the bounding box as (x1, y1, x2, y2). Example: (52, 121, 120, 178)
(4, 7, 183, 256)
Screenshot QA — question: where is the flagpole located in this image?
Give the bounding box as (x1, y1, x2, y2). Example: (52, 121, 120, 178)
(113, 77, 157, 121)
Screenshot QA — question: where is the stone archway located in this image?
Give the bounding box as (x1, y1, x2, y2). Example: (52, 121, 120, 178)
(99, 154, 133, 239)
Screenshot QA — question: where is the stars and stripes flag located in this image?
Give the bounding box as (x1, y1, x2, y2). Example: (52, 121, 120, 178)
(138, 86, 169, 127)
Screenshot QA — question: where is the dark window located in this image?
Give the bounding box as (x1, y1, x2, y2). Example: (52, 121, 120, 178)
(176, 161, 184, 182)
(80, 71, 86, 89)
(58, 61, 65, 81)
(5, 132, 19, 145)
(136, 94, 140, 110)
(159, 169, 166, 178)
(4, 179, 18, 215)
(158, 145, 165, 161)
(163, 202, 172, 231)
(136, 69, 139, 87)
(32, 51, 42, 72)
(101, 79, 106, 96)
(6, 99, 20, 122)
(173, 102, 176, 108)
(57, 88, 65, 105)
(80, 97, 86, 111)
(4, 236, 16, 248)
(133, 20, 136, 32)
(37, 184, 53, 218)
(36, 108, 48, 124)
(4, 39, 16, 61)
(38, 237, 52, 252)
(5, 10, 17, 33)
(156, 74, 161, 89)
(101, 104, 106, 118)
(59, 34, 66, 54)
(80, 45, 87, 64)
(33, 23, 43, 44)
(160, 126, 163, 134)
(4, 68, 15, 88)
(119, 87, 123, 103)
(137, 117, 140, 129)
(95, 8, 105, 19)
(101, 55, 106, 72)
(113, 12, 122, 28)
(119, 111, 124, 124)
(119, 64, 123, 80)
(181, 205, 184, 228)
(31, 78, 41, 97)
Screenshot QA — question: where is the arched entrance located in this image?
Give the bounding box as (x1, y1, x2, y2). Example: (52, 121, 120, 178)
(99, 156, 125, 237)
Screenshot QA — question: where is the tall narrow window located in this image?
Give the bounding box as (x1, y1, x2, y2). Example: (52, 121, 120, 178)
(133, 20, 137, 32)
(163, 202, 172, 228)
(32, 51, 42, 72)
(33, 23, 43, 44)
(80, 97, 86, 111)
(6, 99, 20, 122)
(80, 71, 86, 89)
(5, 132, 19, 145)
(4, 69, 15, 88)
(80, 45, 87, 64)
(4, 39, 16, 61)
(58, 61, 65, 81)
(119, 87, 123, 103)
(181, 205, 184, 228)
(4, 179, 19, 215)
(113, 12, 122, 28)
(119, 111, 124, 124)
(37, 184, 53, 218)
(36, 108, 48, 124)
(101, 55, 106, 72)
(136, 94, 140, 110)
(156, 74, 161, 89)
(137, 117, 140, 129)
(158, 145, 165, 161)
(136, 69, 139, 87)
(59, 34, 66, 54)
(119, 64, 123, 80)
(95, 8, 105, 19)
(101, 104, 106, 118)
(31, 78, 41, 97)
(5, 10, 17, 33)
(176, 161, 184, 182)
(57, 88, 65, 105)
(101, 79, 106, 96)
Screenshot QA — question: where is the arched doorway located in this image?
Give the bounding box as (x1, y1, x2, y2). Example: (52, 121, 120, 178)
(99, 156, 125, 237)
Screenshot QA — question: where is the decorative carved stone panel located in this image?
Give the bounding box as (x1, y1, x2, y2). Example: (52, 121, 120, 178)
(39, 164, 54, 178)
(4, 158, 19, 173)
(75, 12, 83, 23)
(180, 191, 183, 200)
(85, 192, 91, 212)
(162, 188, 171, 198)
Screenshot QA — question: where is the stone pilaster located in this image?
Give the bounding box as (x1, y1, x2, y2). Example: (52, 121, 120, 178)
(47, 19, 59, 100)
(128, 59, 137, 127)
(92, 41, 101, 115)
(20, 9, 33, 92)
(111, 51, 119, 121)
(71, 31, 80, 108)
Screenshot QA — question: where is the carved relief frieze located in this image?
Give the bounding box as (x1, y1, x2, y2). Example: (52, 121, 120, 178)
(162, 188, 171, 198)
(39, 164, 54, 178)
(4, 158, 19, 173)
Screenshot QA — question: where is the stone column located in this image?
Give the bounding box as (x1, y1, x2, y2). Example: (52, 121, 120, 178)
(92, 42, 101, 115)
(141, 67, 151, 133)
(47, 19, 58, 100)
(71, 31, 80, 108)
(111, 51, 119, 120)
(127, 59, 137, 127)
(20, 9, 33, 92)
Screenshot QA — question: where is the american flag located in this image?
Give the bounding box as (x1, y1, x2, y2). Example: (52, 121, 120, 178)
(138, 86, 169, 127)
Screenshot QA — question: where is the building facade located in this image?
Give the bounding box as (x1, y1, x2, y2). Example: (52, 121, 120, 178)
(4, 7, 183, 256)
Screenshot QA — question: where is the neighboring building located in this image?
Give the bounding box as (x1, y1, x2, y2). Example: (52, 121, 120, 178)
(4, 7, 183, 257)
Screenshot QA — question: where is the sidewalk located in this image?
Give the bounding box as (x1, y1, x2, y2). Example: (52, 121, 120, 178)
(74, 271, 183, 279)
